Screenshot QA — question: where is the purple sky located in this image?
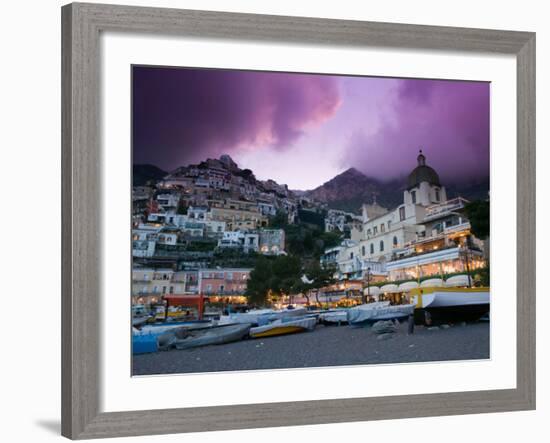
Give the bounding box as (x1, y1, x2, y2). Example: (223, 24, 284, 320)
(133, 66, 489, 190)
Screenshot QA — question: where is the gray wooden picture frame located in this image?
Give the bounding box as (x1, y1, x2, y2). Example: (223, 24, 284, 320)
(61, 2, 536, 439)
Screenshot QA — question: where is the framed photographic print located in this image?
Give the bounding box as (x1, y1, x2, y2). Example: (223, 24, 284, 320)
(61, 2, 535, 439)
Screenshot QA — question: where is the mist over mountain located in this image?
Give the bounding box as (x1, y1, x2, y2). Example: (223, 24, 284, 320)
(133, 158, 489, 215)
(305, 168, 489, 214)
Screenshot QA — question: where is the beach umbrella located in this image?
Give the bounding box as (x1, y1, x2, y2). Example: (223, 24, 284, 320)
(363, 286, 381, 296)
(420, 278, 444, 288)
(380, 284, 399, 293)
(398, 281, 419, 292)
(444, 274, 471, 287)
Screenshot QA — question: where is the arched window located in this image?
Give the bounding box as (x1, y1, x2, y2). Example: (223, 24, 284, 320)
(370, 243, 374, 254)
(393, 236, 398, 247)
(380, 240, 384, 252)
(362, 245, 366, 256)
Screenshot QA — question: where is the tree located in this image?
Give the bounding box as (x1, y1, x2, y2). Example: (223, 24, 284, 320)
(463, 200, 490, 239)
(269, 210, 288, 229)
(302, 262, 337, 305)
(245, 256, 273, 305)
(270, 255, 302, 300)
(245, 255, 303, 306)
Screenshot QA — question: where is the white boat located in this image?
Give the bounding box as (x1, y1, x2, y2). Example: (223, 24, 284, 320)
(249, 316, 317, 338)
(158, 323, 252, 350)
(269, 307, 308, 321)
(135, 320, 213, 336)
(319, 310, 348, 325)
(220, 307, 307, 326)
(410, 287, 490, 324)
(416, 289, 490, 308)
(347, 302, 415, 326)
(132, 316, 150, 327)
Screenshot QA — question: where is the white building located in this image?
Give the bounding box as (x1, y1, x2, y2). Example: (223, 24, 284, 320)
(132, 223, 163, 257)
(327, 150, 485, 282)
(156, 193, 180, 212)
(218, 231, 259, 253)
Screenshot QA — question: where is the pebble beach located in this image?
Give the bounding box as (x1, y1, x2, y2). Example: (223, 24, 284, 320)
(132, 321, 490, 376)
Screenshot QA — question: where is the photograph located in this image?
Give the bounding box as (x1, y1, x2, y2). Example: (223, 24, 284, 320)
(131, 65, 491, 376)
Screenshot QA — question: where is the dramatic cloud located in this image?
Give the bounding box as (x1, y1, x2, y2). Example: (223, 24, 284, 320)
(133, 67, 341, 170)
(133, 67, 489, 189)
(343, 79, 490, 184)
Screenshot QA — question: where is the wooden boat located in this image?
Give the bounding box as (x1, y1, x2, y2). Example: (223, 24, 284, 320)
(409, 287, 490, 324)
(249, 316, 317, 338)
(347, 302, 415, 326)
(158, 323, 252, 350)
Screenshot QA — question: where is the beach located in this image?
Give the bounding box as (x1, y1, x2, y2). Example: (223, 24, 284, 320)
(132, 321, 489, 376)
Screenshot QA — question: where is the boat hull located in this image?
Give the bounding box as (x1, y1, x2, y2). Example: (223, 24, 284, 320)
(250, 325, 308, 338)
(159, 323, 252, 350)
(250, 317, 317, 338)
(319, 310, 348, 325)
(415, 305, 490, 325)
(412, 288, 490, 325)
(347, 303, 415, 326)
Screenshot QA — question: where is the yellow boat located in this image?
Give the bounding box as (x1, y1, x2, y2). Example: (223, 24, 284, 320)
(249, 317, 317, 338)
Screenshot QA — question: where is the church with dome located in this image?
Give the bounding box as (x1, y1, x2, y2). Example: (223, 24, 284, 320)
(322, 150, 486, 288)
(404, 150, 447, 207)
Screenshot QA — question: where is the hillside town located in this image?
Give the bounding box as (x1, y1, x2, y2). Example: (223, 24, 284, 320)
(132, 151, 488, 318)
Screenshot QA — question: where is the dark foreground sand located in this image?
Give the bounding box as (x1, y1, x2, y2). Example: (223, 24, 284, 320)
(132, 321, 489, 376)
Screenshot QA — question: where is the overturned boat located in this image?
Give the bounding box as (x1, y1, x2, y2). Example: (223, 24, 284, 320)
(347, 302, 415, 326)
(219, 307, 307, 326)
(319, 302, 390, 325)
(249, 316, 317, 338)
(135, 320, 213, 336)
(158, 323, 252, 350)
(410, 286, 490, 324)
(132, 333, 158, 354)
(319, 309, 348, 325)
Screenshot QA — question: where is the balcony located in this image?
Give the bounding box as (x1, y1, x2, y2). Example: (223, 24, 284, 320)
(423, 197, 469, 221)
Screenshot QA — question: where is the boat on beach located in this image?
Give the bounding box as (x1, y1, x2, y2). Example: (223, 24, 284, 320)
(249, 316, 317, 338)
(219, 306, 307, 326)
(320, 301, 392, 325)
(132, 334, 158, 354)
(158, 323, 252, 350)
(347, 302, 415, 326)
(410, 286, 490, 324)
(132, 316, 150, 327)
(135, 320, 213, 336)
